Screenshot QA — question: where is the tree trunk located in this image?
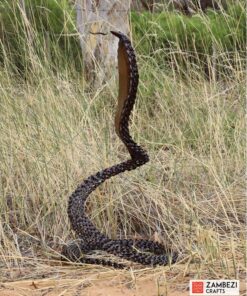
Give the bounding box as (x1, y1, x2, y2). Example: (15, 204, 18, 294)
(19, 0, 26, 13)
(173, 0, 192, 15)
(76, 0, 130, 87)
(172, 0, 227, 14)
(199, 0, 227, 11)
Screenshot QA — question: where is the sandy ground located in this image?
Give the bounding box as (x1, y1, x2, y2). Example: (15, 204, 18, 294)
(1, 278, 246, 296)
(1, 271, 246, 296)
(0, 262, 246, 296)
(0, 278, 188, 296)
(0, 275, 186, 296)
(0, 264, 189, 296)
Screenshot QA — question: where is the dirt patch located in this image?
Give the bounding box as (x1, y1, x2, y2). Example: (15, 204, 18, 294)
(1, 263, 246, 296)
(0, 279, 188, 296)
(0, 270, 188, 296)
(1, 277, 246, 296)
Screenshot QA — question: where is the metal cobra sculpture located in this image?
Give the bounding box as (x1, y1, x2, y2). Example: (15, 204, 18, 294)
(62, 31, 177, 268)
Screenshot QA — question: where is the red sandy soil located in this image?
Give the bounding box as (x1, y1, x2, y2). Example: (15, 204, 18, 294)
(1, 273, 246, 296)
(0, 265, 188, 296)
(0, 277, 188, 296)
(0, 263, 246, 296)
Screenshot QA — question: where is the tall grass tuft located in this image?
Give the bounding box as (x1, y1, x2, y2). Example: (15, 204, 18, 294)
(132, 3, 246, 79)
(0, 0, 82, 77)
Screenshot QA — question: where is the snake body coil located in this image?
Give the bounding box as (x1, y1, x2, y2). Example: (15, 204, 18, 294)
(62, 31, 177, 268)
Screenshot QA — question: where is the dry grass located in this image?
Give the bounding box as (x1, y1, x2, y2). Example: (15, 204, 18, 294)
(0, 1, 246, 294)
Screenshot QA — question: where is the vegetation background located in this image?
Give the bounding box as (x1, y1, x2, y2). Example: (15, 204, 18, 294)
(0, 0, 245, 295)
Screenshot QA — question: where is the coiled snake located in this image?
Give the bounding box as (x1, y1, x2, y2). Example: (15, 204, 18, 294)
(62, 31, 177, 268)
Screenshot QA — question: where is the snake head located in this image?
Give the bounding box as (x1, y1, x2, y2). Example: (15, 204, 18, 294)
(110, 31, 123, 38)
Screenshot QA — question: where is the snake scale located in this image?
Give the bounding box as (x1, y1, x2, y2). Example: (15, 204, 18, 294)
(62, 31, 177, 268)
